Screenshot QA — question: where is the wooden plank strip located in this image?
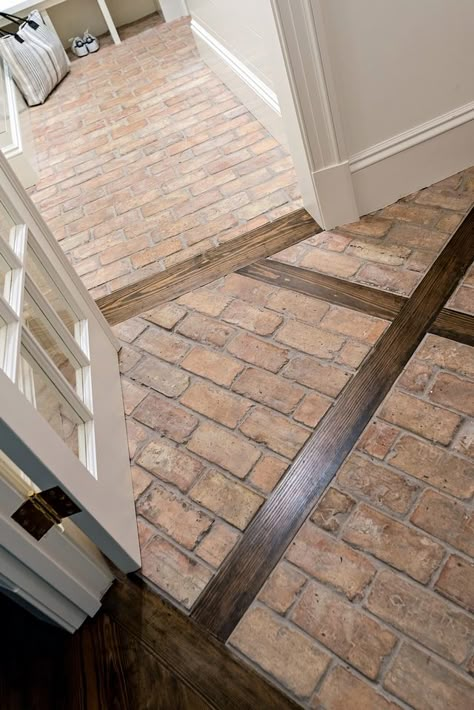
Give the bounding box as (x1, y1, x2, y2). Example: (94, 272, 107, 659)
(97, 208, 319, 325)
(240, 259, 474, 346)
(192, 208, 474, 640)
(103, 574, 299, 710)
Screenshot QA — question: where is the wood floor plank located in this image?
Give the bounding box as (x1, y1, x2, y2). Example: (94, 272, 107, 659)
(240, 260, 474, 346)
(97, 208, 319, 325)
(192, 208, 474, 640)
(103, 574, 299, 710)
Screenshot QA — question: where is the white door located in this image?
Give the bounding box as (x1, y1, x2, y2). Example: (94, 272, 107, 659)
(0, 151, 140, 574)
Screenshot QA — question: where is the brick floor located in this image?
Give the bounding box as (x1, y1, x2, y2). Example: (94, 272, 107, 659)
(117, 272, 389, 610)
(272, 168, 474, 301)
(27, 14, 300, 298)
(229, 333, 474, 708)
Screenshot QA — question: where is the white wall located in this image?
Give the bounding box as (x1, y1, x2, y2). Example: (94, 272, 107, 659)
(319, 0, 474, 157)
(48, 0, 159, 45)
(187, 0, 285, 144)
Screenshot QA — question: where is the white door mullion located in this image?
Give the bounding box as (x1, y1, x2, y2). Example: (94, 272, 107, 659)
(22, 328, 93, 424)
(0, 228, 22, 270)
(25, 275, 90, 369)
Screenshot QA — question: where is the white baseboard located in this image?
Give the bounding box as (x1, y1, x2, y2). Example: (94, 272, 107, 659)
(190, 19, 286, 147)
(349, 102, 474, 215)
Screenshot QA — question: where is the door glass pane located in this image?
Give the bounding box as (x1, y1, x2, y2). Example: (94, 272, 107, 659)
(0, 251, 8, 294)
(26, 246, 78, 337)
(22, 292, 77, 388)
(19, 350, 80, 459)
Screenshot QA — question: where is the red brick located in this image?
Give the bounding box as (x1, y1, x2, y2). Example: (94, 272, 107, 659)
(357, 263, 419, 296)
(130, 465, 153, 500)
(265, 289, 329, 324)
(398, 360, 434, 393)
(415, 335, 474, 378)
(134, 394, 197, 443)
(415, 188, 472, 211)
(217, 273, 275, 306)
(384, 643, 474, 710)
(240, 407, 309, 458)
(429, 372, 474, 416)
(248, 456, 288, 493)
(411, 490, 474, 556)
(138, 484, 212, 549)
(143, 302, 186, 330)
(232, 368, 304, 414)
(180, 381, 251, 428)
(235, 191, 289, 221)
(293, 581, 396, 679)
(141, 536, 212, 609)
(136, 517, 155, 549)
(112, 318, 147, 344)
(181, 347, 243, 386)
(140, 189, 188, 218)
(300, 249, 361, 277)
(276, 321, 345, 359)
(386, 223, 447, 251)
(346, 239, 411, 266)
(130, 238, 182, 268)
(306, 231, 351, 252)
(366, 570, 474, 663)
(135, 328, 190, 364)
(311, 487, 355, 534)
(230, 606, 330, 698)
(388, 435, 474, 499)
(259, 562, 306, 614)
(286, 524, 376, 600)
(187, 422, 260, 478)
(82, 260, 131, 290)
(452, 420, 474, 458)
(382, 201, 440, 226)
(435, 555, 474, 612)
(190, 470, 263, 529)
(226, 333, 289, 373)
(336, 341, 371, 368)
(196, 521, 240, 568)
(136, 439, 204, 492)
(121, 379, 147, 415)
(283, 356, 351, 397)
(337, 453, 418, 514)
(448, 285, 474, 314)
(342, 217, 391, 238)
(131, 356, 190, 397)
(343, 503, 444, 583)
(322, 307, 387, 344)
(293, 392, 331, 427)
(126, 419, 148, 459)
(222, 300, 282, 336)
(357, 420, 399, 459)
(182, 214, 239, 246)
(99, 235, 151, 265)
(317, 666, 401, 710)
(221, 168, 272, 197)
(380, 391, 461, 444)
(176, 312, 235, 347)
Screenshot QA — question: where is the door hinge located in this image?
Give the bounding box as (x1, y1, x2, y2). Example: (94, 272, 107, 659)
(11, 487, 81, 540)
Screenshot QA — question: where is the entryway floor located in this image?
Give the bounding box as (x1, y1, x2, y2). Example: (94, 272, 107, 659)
(22, 12, 474, 710)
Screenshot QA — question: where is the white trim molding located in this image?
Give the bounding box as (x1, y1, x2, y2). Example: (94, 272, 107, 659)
(350, 100, 474, 173)
(191, 19, 280, 115)
(159, 0, 189, 23)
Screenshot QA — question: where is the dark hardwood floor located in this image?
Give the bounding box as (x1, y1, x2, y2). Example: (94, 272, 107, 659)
(0, 579, 298, 710)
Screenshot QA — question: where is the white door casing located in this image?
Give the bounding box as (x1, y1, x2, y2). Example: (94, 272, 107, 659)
(0, 151, 140, 580)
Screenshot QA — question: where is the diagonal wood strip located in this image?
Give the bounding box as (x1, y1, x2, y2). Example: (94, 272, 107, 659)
(103, 573, 299, 710)
(97, 208, 319, 325)
(239, 260, 474, 346)
(191, 207, 474, 640)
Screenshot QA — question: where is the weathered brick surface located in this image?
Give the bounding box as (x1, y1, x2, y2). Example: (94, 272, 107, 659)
(230, 606, 330, 698)
(137, 439, 204, 492)
(187, 422, 260, 478)
(259, 562, 306, 614)
(384, 643, 474, 710)
(292, 581, 396, 679)
(190, 470, 263, 529)
(411, 490, 474, 556)
(435, 555, 474, 612)
(316, 666, 402, 710)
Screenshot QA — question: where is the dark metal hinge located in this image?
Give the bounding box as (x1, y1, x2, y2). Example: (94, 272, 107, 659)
(11, 487, 81, 540)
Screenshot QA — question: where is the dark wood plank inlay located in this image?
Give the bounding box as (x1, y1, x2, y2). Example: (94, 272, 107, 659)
(192, 208, 474, 640)
(103, 574, 299, 710)
(97, 208, 319, 325)
(240, 260, 474, 346)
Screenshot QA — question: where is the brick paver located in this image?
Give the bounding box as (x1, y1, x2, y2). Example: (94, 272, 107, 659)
(229, 333, 474, 708)
(27, 14, 300, 297)
(118, 273, 388, 610)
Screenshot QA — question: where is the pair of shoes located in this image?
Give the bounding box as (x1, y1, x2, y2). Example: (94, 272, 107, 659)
(70, 31, 99, 57)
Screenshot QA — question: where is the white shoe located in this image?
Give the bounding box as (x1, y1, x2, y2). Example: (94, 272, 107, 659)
(83, 30, 100, 53)
(70, 36, 88, 57)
